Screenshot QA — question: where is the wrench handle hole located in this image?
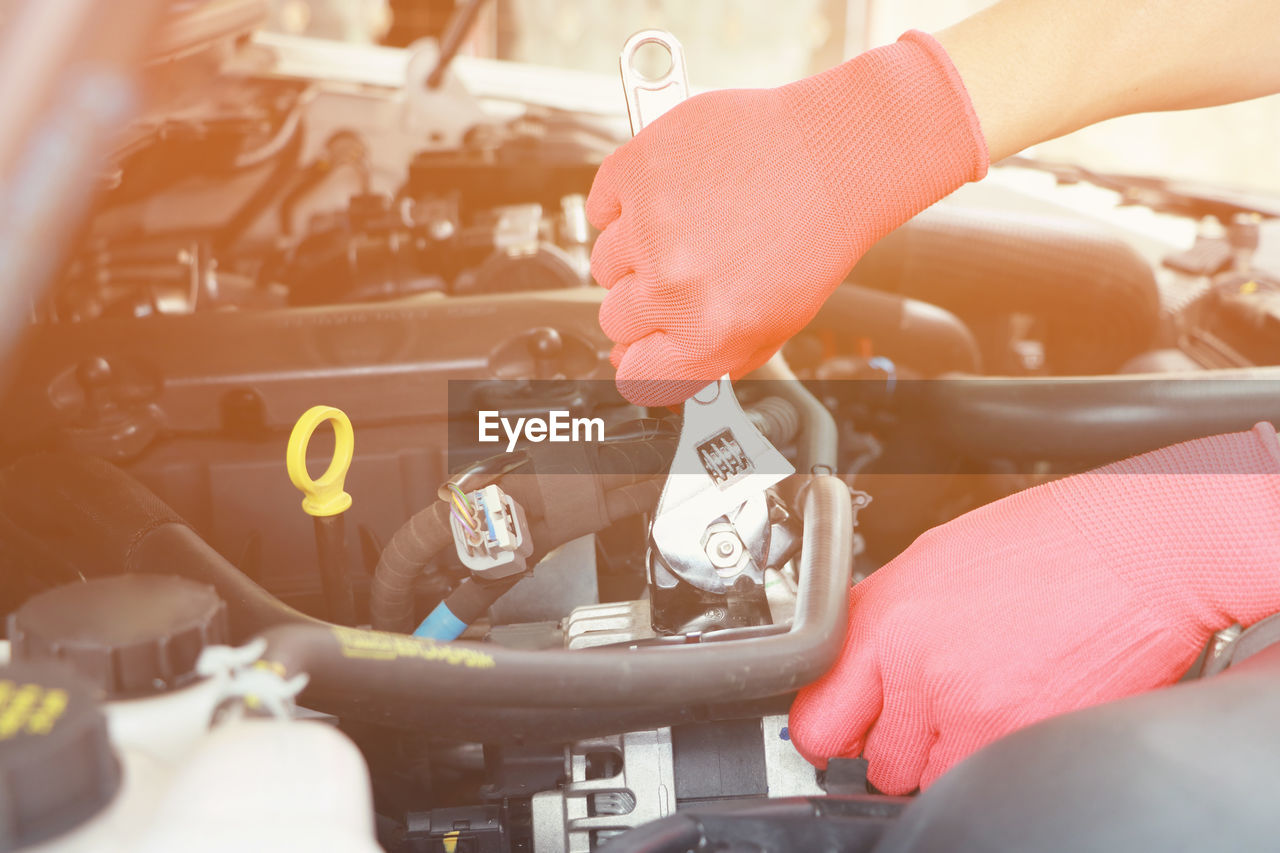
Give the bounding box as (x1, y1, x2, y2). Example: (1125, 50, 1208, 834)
(631, 41, 674, 82)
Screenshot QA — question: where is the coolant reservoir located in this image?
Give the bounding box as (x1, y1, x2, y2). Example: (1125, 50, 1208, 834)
(6, 694, 380, 852)
(2, 576, 382, 852)
(133, 719, 382, 853)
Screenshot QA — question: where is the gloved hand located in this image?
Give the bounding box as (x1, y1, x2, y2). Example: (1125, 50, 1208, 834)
(587, 31, 988, 406)
(790, 423, 1280, 795)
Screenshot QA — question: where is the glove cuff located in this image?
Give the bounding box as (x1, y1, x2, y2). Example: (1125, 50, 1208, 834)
(1051, 422, 1280, 632)
(778, 30, 990, 255)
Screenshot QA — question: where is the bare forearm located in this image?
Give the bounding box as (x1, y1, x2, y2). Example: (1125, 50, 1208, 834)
(937, 0, 1280, 161)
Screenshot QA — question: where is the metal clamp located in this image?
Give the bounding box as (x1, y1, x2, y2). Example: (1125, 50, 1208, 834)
(197, 639, 310, 721)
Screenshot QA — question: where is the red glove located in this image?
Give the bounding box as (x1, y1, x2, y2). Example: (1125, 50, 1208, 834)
(790, 423, 1280, 795)
(587, 31, 988, 406)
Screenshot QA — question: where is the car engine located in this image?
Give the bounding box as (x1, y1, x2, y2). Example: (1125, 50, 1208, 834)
(4, 2, 1280, 852)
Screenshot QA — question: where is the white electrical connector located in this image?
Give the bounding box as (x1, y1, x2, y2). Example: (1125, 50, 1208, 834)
(449, 484, 534, 579)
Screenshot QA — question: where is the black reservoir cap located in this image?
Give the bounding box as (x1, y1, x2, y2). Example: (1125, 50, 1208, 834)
(8, 575, 229, 698)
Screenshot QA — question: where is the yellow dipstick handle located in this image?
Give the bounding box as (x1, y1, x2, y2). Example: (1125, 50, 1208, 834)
(287, 405, 354, 517)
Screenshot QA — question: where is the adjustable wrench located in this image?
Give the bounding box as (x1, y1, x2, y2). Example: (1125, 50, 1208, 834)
(616, 31, 795, 596)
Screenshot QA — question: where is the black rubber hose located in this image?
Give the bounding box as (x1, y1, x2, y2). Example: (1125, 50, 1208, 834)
(0, 451, 322, 641)
(280, 694, 794, 745)
(261, 475, 852, 709)
(852, 205, 1160, 374)
(905, 369, 1280, 463)
(603, 478, 664, 521)
(800, 283, 982, 375)
(369, 501, 453, 632)
(0, 454, 851, 724)
(746, 357, 839, 474)
(127, 523, 322, 639)
(595, 435, 676, 491)
(746, 396, 801, 449)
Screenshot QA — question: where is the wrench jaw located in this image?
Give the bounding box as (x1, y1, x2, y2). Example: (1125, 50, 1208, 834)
(649, 490, 772, 594)
(647, 377, 795, 634)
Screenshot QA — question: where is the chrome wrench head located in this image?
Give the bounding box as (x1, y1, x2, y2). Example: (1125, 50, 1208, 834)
(649, 376, 795, 594)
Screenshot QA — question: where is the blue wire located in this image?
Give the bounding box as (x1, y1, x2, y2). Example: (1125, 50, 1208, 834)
(413, 602, 468, 641)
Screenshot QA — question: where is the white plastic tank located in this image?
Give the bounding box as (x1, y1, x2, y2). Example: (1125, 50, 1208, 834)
(1, 637, 381, 853)
(25, 720, 381, 853)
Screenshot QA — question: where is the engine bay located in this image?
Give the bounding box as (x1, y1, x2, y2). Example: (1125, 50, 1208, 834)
(5, 4, 1280, 852)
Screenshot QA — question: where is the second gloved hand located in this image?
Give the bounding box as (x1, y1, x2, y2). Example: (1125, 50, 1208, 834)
(789, 423, 1280, 794)
(587, 31, 989, 406)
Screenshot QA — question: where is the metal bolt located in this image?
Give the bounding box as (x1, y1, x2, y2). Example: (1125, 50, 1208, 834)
(705, 529, 743, 572)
